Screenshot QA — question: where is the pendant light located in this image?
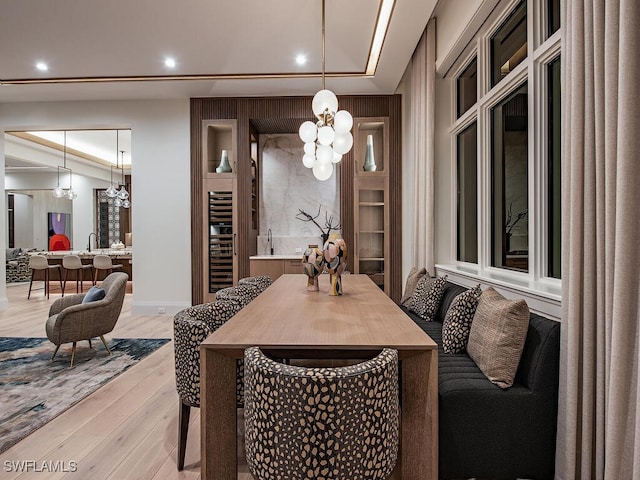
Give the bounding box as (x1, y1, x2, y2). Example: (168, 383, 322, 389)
(106, 130, 119, 198)
(119, 150, 130, 208)
(298, 0, 353, 181)
(52, 131, 77, 200)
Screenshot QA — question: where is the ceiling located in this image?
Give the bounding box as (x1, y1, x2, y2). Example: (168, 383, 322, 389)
(0, 0, 437, 103)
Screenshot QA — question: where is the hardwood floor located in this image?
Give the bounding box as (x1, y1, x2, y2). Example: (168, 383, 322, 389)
(0, 282, 254, 480)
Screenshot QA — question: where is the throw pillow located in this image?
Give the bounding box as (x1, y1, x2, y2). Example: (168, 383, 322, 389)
(441, 284, 483, 354)
(400, 267, 428, 306)
(82, 286, 106, 304)
(467, 287, 530, 388)
(408, 274, 447, 321)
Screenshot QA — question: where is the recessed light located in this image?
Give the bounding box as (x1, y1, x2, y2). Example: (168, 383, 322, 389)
(35, 62, 48, 72)
(295, 54, 307, 66)
(164, 57, 176, 68)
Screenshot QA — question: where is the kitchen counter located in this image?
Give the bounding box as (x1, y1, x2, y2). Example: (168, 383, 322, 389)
(249, 255, 303, 279)
(31, 249, 132, 258)
(250, 254, 302, 260)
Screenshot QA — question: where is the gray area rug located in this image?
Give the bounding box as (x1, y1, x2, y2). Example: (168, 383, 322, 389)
(0, 336, 171, 454)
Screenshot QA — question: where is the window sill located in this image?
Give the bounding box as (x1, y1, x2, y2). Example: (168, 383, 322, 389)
(435, 264, 562, 321)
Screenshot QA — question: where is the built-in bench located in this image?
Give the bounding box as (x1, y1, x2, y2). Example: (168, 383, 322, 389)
(400, 281, 560, 479)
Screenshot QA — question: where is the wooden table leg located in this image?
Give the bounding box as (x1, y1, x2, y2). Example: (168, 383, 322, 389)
(401, 349, 438, 480)
(201, 348, 237, 480)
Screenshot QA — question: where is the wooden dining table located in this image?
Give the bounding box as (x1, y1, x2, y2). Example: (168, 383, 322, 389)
(200, 273, 438, 479)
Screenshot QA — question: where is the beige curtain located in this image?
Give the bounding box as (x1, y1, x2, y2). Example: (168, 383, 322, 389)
(557, 0, 640, 478)
(409, 19, 436, 273)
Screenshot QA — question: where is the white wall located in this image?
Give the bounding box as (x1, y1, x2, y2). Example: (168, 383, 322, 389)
(0, 100, 191, 315)
(12, 193, 33, 248)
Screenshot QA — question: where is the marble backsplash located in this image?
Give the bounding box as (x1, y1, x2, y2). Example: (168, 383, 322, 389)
(256, 235, 327, 256)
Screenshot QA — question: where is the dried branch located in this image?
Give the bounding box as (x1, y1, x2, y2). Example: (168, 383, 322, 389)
(506, 203, 528, 234)
(296, 206, 341, 241)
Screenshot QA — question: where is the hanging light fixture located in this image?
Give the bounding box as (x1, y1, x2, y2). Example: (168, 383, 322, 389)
(118, 150, 130, 208)
(106, 130, 119, 198)
(298, 0, 353, 181)
(52, 131, 77, 200)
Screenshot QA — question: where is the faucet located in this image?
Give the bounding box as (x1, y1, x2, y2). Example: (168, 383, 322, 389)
(267, 228, 273, 255)
(87, 232, 97, 252)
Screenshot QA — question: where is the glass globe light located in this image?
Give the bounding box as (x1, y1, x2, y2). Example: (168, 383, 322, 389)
(312, 162, 333, 181)
(304, 142, 316, 155)
(53, 185, 66, 198)
(302, 153, 316, 168)
(299, 121, 318, 143)
(332, 151, 343, 164)
(66, 189, 77, 200)
(317, 126, 335, 146)
(122, 199, 131, 209)
(117, 187, 129, 200)
(106, 185, 118, 197)
(333, 110, 353, 133)
(312, 89, 338, 118)
(333, 132, 353, 155)
(316, 145, 333, 165)
(114, 197, 123, 207)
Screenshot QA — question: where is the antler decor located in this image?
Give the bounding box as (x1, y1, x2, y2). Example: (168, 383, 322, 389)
(295, 206, 341, 244)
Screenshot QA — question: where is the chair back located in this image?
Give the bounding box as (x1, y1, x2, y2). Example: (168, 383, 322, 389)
(94, 272, 128, 331)
(238, 275, 273, 292)
(93, 254, 114, 270)
(62, 254, 83, 269)
(28, 255, 49, 270)
(244, 347, 399, 480)
(215, 284, 261, 306)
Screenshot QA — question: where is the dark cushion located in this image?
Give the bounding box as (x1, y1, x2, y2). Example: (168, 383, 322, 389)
(408, 274, 447, 320)
(82, 286, 106, 304)
(441, 285, 482, 353)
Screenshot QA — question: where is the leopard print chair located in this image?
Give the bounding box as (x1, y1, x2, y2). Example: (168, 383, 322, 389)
(238, 275, 273, 292)
(173, 299, 243, 470)
(244, 347, 399, 480)
(214, 283, 261, 306)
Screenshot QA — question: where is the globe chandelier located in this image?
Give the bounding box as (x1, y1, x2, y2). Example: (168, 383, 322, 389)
(116, 150, 131, 209)
(106, 130, 120, 198)
(298, 0, 353, 181)
(52, 131, 77, 200)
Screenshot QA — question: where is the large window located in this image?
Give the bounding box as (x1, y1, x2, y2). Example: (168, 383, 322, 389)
(457, 123, 478, 263)
(451, 0, 561, 286)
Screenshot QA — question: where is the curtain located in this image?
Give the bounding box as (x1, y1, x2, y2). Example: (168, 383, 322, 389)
(409, 19, 436, 273)
(557, 0, 640, 478)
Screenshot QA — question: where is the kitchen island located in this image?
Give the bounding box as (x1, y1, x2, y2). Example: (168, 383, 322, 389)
(29, 249, 133, 282)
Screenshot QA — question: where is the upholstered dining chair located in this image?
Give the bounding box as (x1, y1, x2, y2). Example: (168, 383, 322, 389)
(214, 283, 261, 306)
(27, 254, 63, 299)
(45, 272, 128, 367)
(61, 254, 94, 296)
(238, 275, 273, 292)
(173, 299, 244, 471)
(244, 347, 400, 480)
(92, 254, 124, 284)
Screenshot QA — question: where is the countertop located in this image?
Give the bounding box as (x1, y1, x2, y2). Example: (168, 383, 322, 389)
(250, 254, 302, 260)
(30, 249, 132, 257)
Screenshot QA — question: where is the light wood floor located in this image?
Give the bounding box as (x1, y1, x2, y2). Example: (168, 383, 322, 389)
(0, 282, 254, 480)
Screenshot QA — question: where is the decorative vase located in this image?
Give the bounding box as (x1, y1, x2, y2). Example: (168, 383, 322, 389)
(301, 245, 325, 291)
(363, 134, 377, 172)
(216, 149, 232, 173)
(323, 234, 348, 296)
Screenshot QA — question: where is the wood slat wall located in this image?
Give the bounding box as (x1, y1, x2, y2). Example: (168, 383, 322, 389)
(191, 95, 402, 305)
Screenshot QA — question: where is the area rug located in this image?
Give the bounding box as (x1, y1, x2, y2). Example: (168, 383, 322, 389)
(0, 336, 171, 454)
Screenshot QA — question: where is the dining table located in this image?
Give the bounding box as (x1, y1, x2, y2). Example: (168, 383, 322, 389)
(200, 273, 439, 479)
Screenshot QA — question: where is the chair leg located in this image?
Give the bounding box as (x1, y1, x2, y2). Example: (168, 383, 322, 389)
(62, 269, 68, 297)
(88, 338, 92, 349)
(27, 269, 36, 299)
(44, 269, 50, 299)
(51, 344, 60, 361)
(94, 268, 99, 285)
(100, 335, 112, 355)
(57, 268, 63, 294)
(70, 342, 77, 367)
(177, 401, 191, 471)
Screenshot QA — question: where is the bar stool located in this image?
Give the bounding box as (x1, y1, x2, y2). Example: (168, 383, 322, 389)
(61, 255, 94, 296)
(92, 255, 124, 284)
(28, 255, 63, 299)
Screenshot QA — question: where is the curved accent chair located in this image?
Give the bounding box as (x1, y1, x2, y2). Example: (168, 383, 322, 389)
(238, 275, 273, 292)
(173, 299, 244, 471)
(214, 283, 261, 306)
(244, 347, 400, 480)
(45, 272, 128, 367)
(61, 254, 94, 295)
(28, 254, 63, 299)
(92, 254, 124, 284)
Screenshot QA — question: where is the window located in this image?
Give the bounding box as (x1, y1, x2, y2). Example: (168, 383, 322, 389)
(457, 123, 478, 263)
(548, 0, 560, 37)
(548, 57, 561, 278)
(490, 0, 527, 87)
(457, 58, 477, 118)
(491, 83, 528, 272)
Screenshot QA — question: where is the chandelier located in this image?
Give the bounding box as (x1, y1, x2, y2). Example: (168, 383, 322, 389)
(52, 131, 77, 200)
(106, 130, 120, 198)
(115, 150, 131, 209)
(298, 0, 353, 181)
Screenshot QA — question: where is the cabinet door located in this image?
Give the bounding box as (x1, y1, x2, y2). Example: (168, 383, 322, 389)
(250, 259, 284, 280)
(283, 259, 303, 274)
(203, 179, 238, 303)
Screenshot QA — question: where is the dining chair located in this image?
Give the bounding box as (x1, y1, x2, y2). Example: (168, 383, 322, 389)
(173, 299, 245, 471)
(92, 254, 124, 284)
(61, 255, 94, 296)
(244, 347, 400, 480)
(238, 275, 273, 292)
(214, 283, 261, 306)
(27, 255, 63, 299)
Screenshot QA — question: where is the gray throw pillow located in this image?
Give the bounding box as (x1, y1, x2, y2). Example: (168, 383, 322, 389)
(408, 274, 447, 321)
(82, 286, 106, 304)
(441, 285, 483, 353)
(400, 267, 428, 306)
(467, 287, 530, 388)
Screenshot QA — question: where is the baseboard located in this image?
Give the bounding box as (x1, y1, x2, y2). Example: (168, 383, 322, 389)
(131, 301, 190, 316)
